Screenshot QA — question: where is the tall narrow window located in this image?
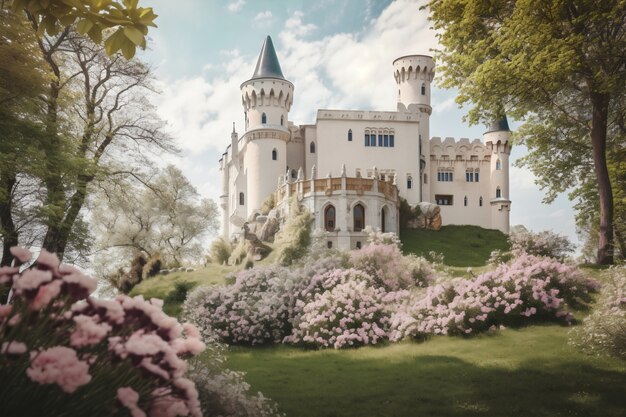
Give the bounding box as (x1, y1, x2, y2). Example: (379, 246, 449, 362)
(378, 134, 382, 147)
(381, 207, 387, 233)
(244, 112, 248, 130)
(310, 142, 316, 153)
(239, 192, 244, 206)
(475, 171, 479, 182)
(384, 134, 389, 147)
(262, 113, 267, 124)
(424, 174, 427, 184)
(280, 115, 284, 126)
(479, 196, 483, 207)
(348, 129, 353, 141)
(291, 169, 297, 179)
(365, 133, 370, 146)
(353, 204, 365, 232)
(324, 205, 336, 232)
(272, 149, 277, 160)
(407, 176, 413, 189)
(496, 159, 502, 170)
(496, 187, 501, 198)
(421, 83, 426, 95)
(390, 134, 394, 147)
(464, 196, 468, 206)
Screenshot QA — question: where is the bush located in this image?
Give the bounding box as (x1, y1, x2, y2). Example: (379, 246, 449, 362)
(228, 239, 247, 265)
(210, 238, 232, 265)
(274, 197, 313, 266)
(509, 226, 576, 260)
(143, 254, 162, 279)
(166, 281, 198, 304)
(260, 193, 275, 216)
(363, 225, 402, 247)
(0, 247, 204, 417)
(570, 266, 626, 359)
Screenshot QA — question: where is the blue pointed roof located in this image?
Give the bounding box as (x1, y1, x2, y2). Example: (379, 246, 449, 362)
(251, 36, 285, 80)
(486, 115, 510, 133)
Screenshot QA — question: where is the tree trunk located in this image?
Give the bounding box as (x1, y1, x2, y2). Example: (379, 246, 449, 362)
(590, 92, 614, 265)
(0, 170, 17, 266)
(615, 228, 626, 261)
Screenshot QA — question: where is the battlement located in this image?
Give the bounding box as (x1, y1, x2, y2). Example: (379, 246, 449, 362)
(430, 136, 489, 161)
(316, 109, 420, 122)
(393, 55, 435, 84)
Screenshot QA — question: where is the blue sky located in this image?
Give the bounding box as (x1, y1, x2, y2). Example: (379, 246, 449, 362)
(139, 0, 579, 245)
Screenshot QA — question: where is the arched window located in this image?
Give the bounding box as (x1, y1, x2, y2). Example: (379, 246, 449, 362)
(421, 83, 426, 95)
(407, 176, 413, 189)
(272, 148, 277, 160)
(381, 206, 388, 233)
(291, 169, 297, 179)
(239, 192, 244, 206)
(348, 129, 352, 141)
(280, 115, 284, 126)
(324, 205, 335, 232)
(353, 204, 365, 232)
(479, 196, 483, 207)
(496, 159, 502, 170)
(464, 196, 468, 206)
(310, 142, 316, 153)
(496, 187, 501, 198)
(244, 111, 248, 130)
(475, 170, 480, 182)
(261, 113, 267, 124)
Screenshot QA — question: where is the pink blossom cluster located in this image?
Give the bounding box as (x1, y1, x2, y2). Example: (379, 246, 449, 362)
(0, 247, 205, 417)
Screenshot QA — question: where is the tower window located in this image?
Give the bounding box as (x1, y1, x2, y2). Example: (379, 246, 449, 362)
(348, 129, 352, 141)
(407, 176, 413, 189)
(421, 83, 426, 95)
(325, 205, 336, 232)
(496, 187, 502, 198)
(479, 196, 483, 207)
(310, 142, 316, 153)
(381, 207, 387, 233)
(239, 192, 244, 206)
(291, 169, 297, 179)
(353, 204, 365, 232)
(496, 159, 502, 170)
(272, 148, 277, 160)
(280, 115, 284, 126)
(464, 196, 468, 206)
(262, 113, 267, 124)
(390, 134, 394, 147)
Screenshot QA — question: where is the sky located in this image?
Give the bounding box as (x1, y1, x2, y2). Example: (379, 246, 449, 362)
(138, 0, 580, 246)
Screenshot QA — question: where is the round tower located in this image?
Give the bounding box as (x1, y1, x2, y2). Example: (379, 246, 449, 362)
(393, 55, 435, 113)
(241, 36, 293, 216)
(484, 116, 512, 233)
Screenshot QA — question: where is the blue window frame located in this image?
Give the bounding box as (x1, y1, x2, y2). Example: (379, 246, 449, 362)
(365, 134, 370, 146)
(348, 129, 353, 141)
(384, 134, 389, 147)
(378, 134, 382, 147)
(262, 113, 267, 124)
(390, 134, 394, 147)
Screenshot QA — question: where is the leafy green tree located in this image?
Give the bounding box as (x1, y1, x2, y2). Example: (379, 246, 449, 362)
(427, 0, 626, 264)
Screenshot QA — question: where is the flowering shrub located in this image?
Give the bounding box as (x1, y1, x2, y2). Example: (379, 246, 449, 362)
(509, 226, 575, 260)
(570, 266, 626, 359)
(390, 254, 598, 340)
(363, 225, 402, 248)
(0, 247, 204, 417)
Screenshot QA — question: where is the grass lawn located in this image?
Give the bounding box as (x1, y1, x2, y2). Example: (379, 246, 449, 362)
(401, 225, 510, 267)
(225, 325, 626, 417)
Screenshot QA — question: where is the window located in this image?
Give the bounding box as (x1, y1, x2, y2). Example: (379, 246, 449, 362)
(496, 187, 501, 198)
(239, 192, 244, 206)
(291, 169, 297, 179)
(479, 196, 483, 207)
(466, 169, 479, 182)
(327, 241, 333, 249)
(353, 204, 365, 232)
(475, 172, 479, 182)
(272, 148, 277, 160)
(496, 159, 502, 170)
(378, 134, 382, 147)
(261, 113, 267, 124)
(464, 196, 468, 206)
(348, 129, 352, 141)
(356, 241, 362, 249)
(244, 111, 248, 130)
(421, 83, 426, 95)
(407, 176, 413, 189)
(280, 115, 284, 126)
(424, 174, 427, 184)
(390, 134, 394, 147)
(435, 194, 453, 206)
(437, 171, 453, 182)
(310, 142, 316, 153)
(381, 207, 387, 233)
(325, 205, 335, 232)
(365, 133, 370, 146)
(384, 134, 389, 147)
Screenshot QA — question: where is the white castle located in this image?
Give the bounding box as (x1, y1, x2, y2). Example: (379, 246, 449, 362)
(219, 36, 511, 250)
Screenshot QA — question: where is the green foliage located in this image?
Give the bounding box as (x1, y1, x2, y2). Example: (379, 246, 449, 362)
(401, 225, 510, 266)
(228, 239, 247, 265)
(142, 254, 162, 279)
(274, 196, 313, 266)
(398, 197, 417, 229)
(209, 237, 232, 265)
(260, 193, 275, 215)
(11, 0, 158, 58)
(165, 281, 197, 304)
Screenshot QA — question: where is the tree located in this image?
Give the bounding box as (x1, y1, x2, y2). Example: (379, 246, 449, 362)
(92, 165, 219, 271)
(427, 0, 626, 264)
(10, 0, 157, 58)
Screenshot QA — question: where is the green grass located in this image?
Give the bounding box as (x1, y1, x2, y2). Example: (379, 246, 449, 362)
(225, 325, 626, 417)
(401, 225, 510, 266)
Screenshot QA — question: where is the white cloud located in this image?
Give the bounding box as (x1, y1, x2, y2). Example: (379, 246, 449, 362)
(284, 11, 317, 37)
(227, 0, 245, 13)
(252, 11, 273, 28)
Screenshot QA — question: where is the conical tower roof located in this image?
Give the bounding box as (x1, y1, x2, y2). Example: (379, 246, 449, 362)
(250, 36, 285, 80)
(485, 115, 510, 133)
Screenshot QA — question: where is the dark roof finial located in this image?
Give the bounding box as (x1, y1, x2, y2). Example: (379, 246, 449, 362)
(251, 36, 285, 80)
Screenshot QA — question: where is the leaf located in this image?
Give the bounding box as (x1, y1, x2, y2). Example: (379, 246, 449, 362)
(104, 29, 124, 56)
(120, 39, 136, 59)
(123, 26, 143, 45)
(76, 18, 94, 35)
(58, 13, 77, 26)
(123, 0, 139, 9)
(88, 24, 103, 44)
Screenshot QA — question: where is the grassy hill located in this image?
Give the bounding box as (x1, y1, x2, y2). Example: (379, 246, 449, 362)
(401, 225, 510, 266)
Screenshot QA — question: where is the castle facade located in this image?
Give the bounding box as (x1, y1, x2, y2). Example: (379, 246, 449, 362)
(219, 36, 511, 250)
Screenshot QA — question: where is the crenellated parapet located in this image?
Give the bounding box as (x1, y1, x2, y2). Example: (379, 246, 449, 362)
(429, 137, 489, 163)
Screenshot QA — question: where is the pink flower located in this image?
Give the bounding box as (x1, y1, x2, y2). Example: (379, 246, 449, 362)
(61, 271, 97, 296)
(70, 315, 112, 347)
(35, 249, 60, 270)
(117, 387, 147, 417)
(10, 246, 32, 263)
(1, 341, 27, 355)
(0, 266, 19, 284)
(27, 346, 91, 393)
(124, 332, 170, 356)
(31, 280, 63, 310)
(0, 304, 12, 319)
(13, 269, 53, 293)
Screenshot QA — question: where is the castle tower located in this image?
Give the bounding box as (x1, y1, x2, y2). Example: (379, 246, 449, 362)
(393, 55, 435, 203)
(484, 115, 512, 233)
(241, 36, 294, 216)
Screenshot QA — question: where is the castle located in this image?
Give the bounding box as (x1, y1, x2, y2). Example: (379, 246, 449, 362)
(219, 36, 511, 250)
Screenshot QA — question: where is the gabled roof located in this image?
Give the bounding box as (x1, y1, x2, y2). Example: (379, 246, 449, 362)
(250, 35, 285, 80)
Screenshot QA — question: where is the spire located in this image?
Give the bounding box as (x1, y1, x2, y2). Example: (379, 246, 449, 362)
(485, 115, 510, 133)
(232, 122, 236, 134)
(251, 36, 285, 80)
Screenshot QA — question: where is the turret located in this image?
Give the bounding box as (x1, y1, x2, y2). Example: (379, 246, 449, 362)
(484, 115, 512, 233)
(241, 36, 293, 216)
(393, 55, 434, 114)
(231, 122, 238, 156)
